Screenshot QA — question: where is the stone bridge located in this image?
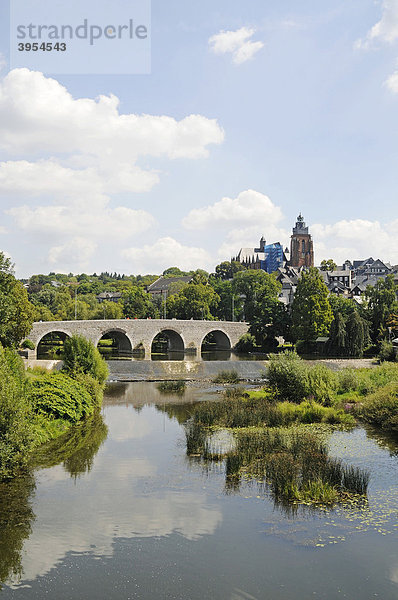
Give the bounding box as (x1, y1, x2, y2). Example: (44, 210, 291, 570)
(27, 319, 249, 359)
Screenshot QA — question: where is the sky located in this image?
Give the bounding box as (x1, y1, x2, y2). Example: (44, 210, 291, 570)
(0, 0, 397, 278)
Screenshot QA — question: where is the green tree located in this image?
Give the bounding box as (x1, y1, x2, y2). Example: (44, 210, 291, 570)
(365, 275, 398, 343)
(63, 335, 108, 384)
(167, 283, 220, 320)
(291, 268, 333, 342)
(123, 287, 158, 319)
(0, 252, 34, 348)
(92, 301, 123, 320)
(320, 259, 337, 272)
(328, 312, 347, 356)
(345, 311, 367, 357)
(214, 260, 246, 280)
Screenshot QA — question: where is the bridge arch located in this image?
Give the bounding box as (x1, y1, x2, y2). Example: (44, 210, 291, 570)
(201, 330, 232, 351)
(36, 330, 72, 358)
(95, 328, 133, 355)
(151, 329, 185, 355)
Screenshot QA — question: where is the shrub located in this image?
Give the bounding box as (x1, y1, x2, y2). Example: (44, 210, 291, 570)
(379, 341, 396, 363)
(157, 380, 186, 395)
(359, 383, 398, 432)
(63, 335, 108, 384)
(267, 351, 308, 403)
(29, 372, 94, 422)
(0, 345, 34, 479)
(235, 333, 256, 353)
(337, 368, 359, 393)
(21, 339, 35, 350)
(306, 364, 338, 405)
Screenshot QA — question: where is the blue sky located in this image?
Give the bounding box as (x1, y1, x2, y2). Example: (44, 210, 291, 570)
(0, 0, 397, 277)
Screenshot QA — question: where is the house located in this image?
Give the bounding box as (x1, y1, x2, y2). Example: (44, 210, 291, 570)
(96, 292, 123, 303)
(146, 276, 193, 300)
(234, 238, 287, 274)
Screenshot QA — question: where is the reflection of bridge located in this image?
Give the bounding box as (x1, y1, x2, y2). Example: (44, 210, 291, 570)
(27, 319, 249, 359)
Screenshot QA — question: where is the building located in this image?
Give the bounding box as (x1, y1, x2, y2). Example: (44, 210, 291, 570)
(234, 238, 287, 274)
(289, 214, 314, 268)
(96, 292, 123, 303)
(146, 276, 193, 300)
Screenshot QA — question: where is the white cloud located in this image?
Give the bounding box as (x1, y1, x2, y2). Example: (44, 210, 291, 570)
(7, 204, 155, 241)
(209, 27, 264, 65)
(312, 218, 398, 264)
(182, 189, 283, 230)
(48, 237, 97, 268)
(357, 0, 398, 48)
(0, 69, 224, 160)
(385, 68, 398, 92)
(0, 69, 224, 273)
(122, 237, 214, 272)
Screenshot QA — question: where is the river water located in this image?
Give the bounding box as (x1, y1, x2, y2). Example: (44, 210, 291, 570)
(1, 382, 398, 599)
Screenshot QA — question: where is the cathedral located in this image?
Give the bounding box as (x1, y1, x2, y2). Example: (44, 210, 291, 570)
(234, 213, 314, 273)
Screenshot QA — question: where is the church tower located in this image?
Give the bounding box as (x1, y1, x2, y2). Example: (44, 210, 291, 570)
(289, 214, 314, 268)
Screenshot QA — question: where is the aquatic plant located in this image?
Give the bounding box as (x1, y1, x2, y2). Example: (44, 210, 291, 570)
(212, 370, 240, 384)
(157, 380, 186, 395)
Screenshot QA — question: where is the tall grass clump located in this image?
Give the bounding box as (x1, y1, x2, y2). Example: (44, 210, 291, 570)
(267, 351, 308, 403)
(219, 428, 370, 503)
(212, 370, 240, 384)
(306, 364, 338, 405)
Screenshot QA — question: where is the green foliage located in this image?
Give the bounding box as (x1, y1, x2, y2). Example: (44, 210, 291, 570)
(306, 364, 338, 405)
(0, 346, 35, 480)
(21, 339, 35, 350)
(267, 351, 308, 403)
(320, 259, 337, 272)
(29, 372, 94, 422)
(345, 311, 367, 357)
(328, 312, 346, 355)
(92, 300, 124, 320)
(337, 369, 359, 393)
(379, 340, 396, 362)
(63, 335, 108, 384)
(167, 283, 220, 320)
(123, 286, 158, 319)
(291, 268, 333, 342)
(212, 370, 240, 384)
(359, 383, 398, 432)
(0, 252, 34, 348)
(214, 260, 246, 280)
(365, 275, 398, 343)
(235, 333, 256, 353)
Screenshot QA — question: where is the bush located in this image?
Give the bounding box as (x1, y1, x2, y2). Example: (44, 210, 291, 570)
(379, 341, 396, 363)
(306, 364, 338, 405)
(359, 383, 398, 432)
(0, 345, 34, 479)
(21, 339, 35, 350)
(235, 333, 256, 353)
(29, 372, 94, 422)
(267, 351, 308, 403)
(63, 335, 108, 384)
(337, 369, 359, 393)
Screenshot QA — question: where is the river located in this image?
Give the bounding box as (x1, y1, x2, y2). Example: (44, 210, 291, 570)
(0, 382, 397, 599)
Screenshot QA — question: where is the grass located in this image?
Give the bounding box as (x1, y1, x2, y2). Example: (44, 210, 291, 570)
(212, 370, 240, 384)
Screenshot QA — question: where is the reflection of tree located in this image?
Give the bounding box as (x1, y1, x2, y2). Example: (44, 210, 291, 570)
(363, 424, 398, 457)
(155, 402, 194, 425)
(33, 413, 108, 478)
(0, 473, 36, 589)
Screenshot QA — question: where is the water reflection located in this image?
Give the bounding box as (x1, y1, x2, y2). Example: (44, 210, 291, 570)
(0, 474, 35, 590)
(0, 384, 397, 599)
